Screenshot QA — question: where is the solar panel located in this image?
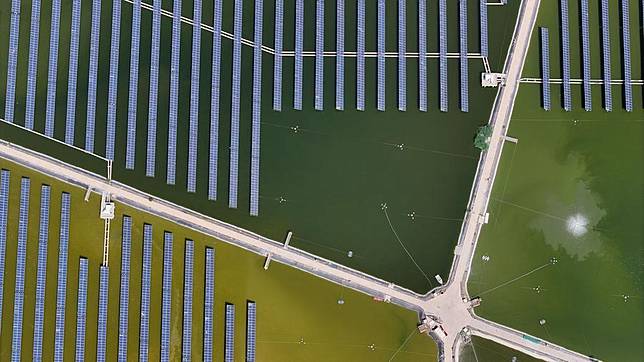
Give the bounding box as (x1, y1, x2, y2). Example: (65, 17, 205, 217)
(126, 0, 143, 170)
(187, 0, 203, 193)
(161, 232, 173, 362)
(540, 28, 551, 111)
(294, 0, 304, 110)
(105, 0, 122, 160)
(459, 0, 469, 112)
(139, 224, 153, 360)
(398, 0, 406, 111)
(274, 0, 284, 111)
(335, 0, 344, 111)
(357, 0, 365, 111)
(480, 0, 488, 58)
(0, 170, 9, 335)
(225, 304, 235, 362)
(203, 248, 215, 362)
(621, 0, 632, 112)
(54, 192, 71, 362)
(146, 0, 162, 177)
(97, 266, 109, 362)
(246, 302, 257, 362)
(5, 0, 22, 123)
(418, 0, 427, 112)
(25, 0, 42, 130)
(65, 0, 82, 144)
(229, 0, 243, 209)
(209, 0, 223, 200)
(33, 185, 51, 361)
(118, 216, 132, 362)
(167, 0, 182, 185)
(315, 0, 324, 111)
(85, 0, 102, 153)
(182, 240, 194, 361)
(377, 0, 385, 111)
(76, 258, 89, 362)
(250, 0, 263, 217)
(45, 0, 62, 137)
(11, 178, 30, 362)
(439, 0, 448, 112)
(580, 0, 591, 111)
(560, 0, 571, 111)
(600, 0, 612, 111)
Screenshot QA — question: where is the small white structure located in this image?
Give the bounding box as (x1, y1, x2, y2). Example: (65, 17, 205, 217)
(100, 193, 115, 220)
(481, 72, 506, 87)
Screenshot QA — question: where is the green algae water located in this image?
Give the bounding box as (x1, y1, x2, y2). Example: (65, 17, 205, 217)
(0, 158, 438, 360)
(0, 0, 520, 293)
(469, 0, 644, 360)
(459, 336, 541, 362)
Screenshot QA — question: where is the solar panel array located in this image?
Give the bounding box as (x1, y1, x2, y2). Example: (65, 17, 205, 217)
(294, 0, 304, 110)
(274, 0, 284, 111)
(161, 232, 173, 362)
(621, 0, 632, 112)
(336, 0, 344, 111)
(580, 0, 591, 111)
(167, 0, 182, 185)
(188, 0, 203, 193)
(65, 0, 82, 144)
(357, 0, 365, 111)
(45, 0, 62, 137)
(33, 185, 51, 361)
(105, 0, 122, 160)
(203, 248, 215, 362)
(118, 216, 132, 362)
(229, 0, 243, 209)
(209, 0, 223, 200)
(418, 0, 427, 112)
(377, 0, 386, 111)
(398, 0, 407, 111)
(560, 0, 571, 111)
(0, 170, 9, 333)
(127, 0, 143, 170)
(97, 266, 109, 362)
(540, 28, 551, 111)
(182, 240, 195, 361)
(25, 0, 42, 130)
(459, 0, 469, 112)
(54, 192, 71, 362)
(76, 258, 89, 362)
(250, 0, 263, 217)
(139, 224, 153, 360)
(600, 0, 612, 111)
(480, 0, 488, 58)
(5, 0, 22, 123)
(439, 0, 448, 112)
(85, 0, 102, 153)
(246, 301, 257, 361)
(11, 177, 30, 362)
(225, 304, 235, 362)
(315, 0, 324, 111)
(146, 0, 162, 177)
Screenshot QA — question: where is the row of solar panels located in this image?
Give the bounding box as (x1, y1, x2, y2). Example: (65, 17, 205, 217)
(0, 173, 258, 360)
(0, 175, 72, 362)
(271, 0, 479, 113)
(3, 0, 497, 219)
(541, 0, 636, 112)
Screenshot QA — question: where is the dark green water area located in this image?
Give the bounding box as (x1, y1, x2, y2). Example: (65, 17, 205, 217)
(469, 0, 644, 360)
(0, 0, 520, 293)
